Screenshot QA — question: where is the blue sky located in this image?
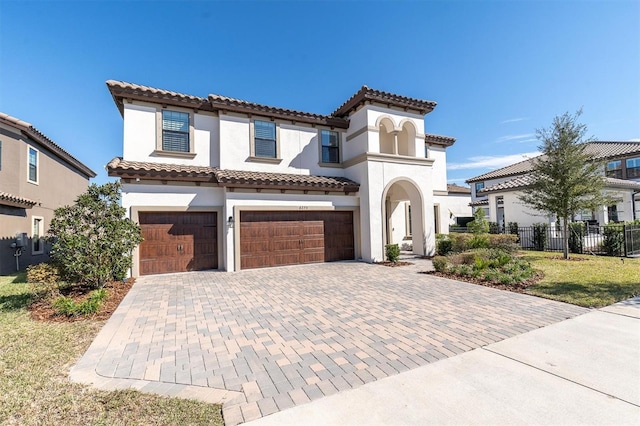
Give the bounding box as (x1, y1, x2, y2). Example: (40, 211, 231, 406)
(1, 0, 638, 185)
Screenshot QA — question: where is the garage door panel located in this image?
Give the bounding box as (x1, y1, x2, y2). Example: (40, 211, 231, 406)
(139, 212, 217, 275)
(240, 211, 354, 270)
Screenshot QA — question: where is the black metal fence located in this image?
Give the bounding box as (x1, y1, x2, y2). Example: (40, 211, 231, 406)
(449, 224, 640, 257)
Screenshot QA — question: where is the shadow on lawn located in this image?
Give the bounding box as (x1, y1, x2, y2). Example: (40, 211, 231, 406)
(0, 293, 31, 312)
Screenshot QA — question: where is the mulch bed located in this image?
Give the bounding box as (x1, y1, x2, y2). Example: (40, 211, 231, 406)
(420, 270, 542, 294)
(28, 279, 135, 323)
(375, 261, 414, 267)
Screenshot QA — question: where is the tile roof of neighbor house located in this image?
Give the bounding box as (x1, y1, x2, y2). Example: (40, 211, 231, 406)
(479, 173, 640, 194)
(0, 113, 96, 179)
(447, 183, 471, 194)
(467, 141, 640, 183)
(105, 81, 455, 143)
(106, 157, 360, 192)
(0, 191, 38, 208)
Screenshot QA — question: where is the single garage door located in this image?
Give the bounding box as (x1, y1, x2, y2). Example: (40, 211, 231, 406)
(139, 212, 217, 275)
(240, 211, 354, 270)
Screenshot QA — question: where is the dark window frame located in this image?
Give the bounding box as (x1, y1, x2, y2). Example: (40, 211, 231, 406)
(161, 110, 190, 153)
(254, 120, 277, 158)
(606, 160, 622, 179)
(320, 129, 340, 164)
(626, 157, 640, 179)
(28, 146, 38, 183)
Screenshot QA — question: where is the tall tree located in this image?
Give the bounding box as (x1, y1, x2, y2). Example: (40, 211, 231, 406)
(519, 110, 607, 259)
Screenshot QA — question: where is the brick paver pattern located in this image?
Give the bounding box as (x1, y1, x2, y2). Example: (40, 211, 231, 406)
(93, 261, 586, 424)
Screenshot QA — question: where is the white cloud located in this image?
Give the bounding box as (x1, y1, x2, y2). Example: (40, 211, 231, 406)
(500, 117, 529, 124)
(447, 151, 540, 171)
(628, 138, 640, 142)
(495, 133, 535, 143)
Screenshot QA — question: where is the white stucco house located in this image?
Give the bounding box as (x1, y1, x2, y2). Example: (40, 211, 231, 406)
(466, 142, 640, 228)
(106, 80, 460, 275)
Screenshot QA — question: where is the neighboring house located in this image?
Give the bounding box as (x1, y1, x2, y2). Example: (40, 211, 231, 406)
(0, 113, 96, 275)
(105, 81, 458, 275)
(441, 183, 472, 227)
(466, 142, 640, 228)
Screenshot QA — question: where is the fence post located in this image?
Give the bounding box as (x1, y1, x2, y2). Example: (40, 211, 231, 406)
(623, 224, 627, 257)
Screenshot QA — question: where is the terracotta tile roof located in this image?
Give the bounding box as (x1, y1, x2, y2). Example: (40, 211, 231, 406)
(479, 173, 640, 194)
(426, 133, 456, 147)
(469, 199, 489, 206)
(106, 80, 348, 128)
(0, 113, 96, 179)
(447, 183, 471, 194)
(0, 191, 37, 208)
(106, 158, 360, 192)
(467, 141, 640, 183)
(214, 169, 359, 191)
(207, 94, 349, 129)
(332, 85, 437, 117)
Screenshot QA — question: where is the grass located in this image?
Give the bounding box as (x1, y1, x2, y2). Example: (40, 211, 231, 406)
(0, 273, 223, 425)
(522, 251, 640, 308)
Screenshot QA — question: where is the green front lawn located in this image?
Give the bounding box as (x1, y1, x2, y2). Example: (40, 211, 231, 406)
(0, 274, 223, 425)
(522, 251, 640, 308)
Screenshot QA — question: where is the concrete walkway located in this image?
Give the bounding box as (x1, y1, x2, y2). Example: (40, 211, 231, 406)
(247, 297, 640, 425)
(70, 259, 591, 425)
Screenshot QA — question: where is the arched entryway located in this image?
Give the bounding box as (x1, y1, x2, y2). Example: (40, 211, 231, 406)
(382, 178, 425, 256)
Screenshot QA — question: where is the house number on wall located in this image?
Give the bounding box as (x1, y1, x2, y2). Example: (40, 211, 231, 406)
(298, 206, 309, 210)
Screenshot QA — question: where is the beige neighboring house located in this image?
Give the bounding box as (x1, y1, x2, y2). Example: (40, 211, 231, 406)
(0, 113, 96, 275)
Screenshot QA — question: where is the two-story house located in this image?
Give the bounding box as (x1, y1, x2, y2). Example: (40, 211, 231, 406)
(105, 81, 458, 275)
(0, 113, 96, 275)
(466, 142, 640, 228)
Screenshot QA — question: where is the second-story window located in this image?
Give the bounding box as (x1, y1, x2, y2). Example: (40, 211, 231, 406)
(626, 157, 640, 179)
(321, 130, 340, 163)
(28, 147, 38, 183)
(162, 110, 190, 152)
(254, 120, 277, 158)
(606, 160, 622, 179)
(475, 182, 485, 194)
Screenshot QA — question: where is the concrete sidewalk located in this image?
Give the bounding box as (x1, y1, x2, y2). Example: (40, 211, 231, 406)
(247, 297, 640, 425)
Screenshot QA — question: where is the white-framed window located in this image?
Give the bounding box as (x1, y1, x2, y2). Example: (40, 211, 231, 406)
(27, 146, 39, 184)
(320, 130, 340, 164)
(32, 216, 44, 255)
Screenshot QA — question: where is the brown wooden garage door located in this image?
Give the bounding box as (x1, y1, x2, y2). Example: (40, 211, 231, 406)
(139, 212, 217, 275)
(240, 211, 354, 270)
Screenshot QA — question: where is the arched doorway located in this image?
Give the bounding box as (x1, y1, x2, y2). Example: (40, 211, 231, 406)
(382, 178, 425, 256)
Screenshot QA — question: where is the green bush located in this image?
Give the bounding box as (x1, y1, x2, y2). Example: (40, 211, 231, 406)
(432, 256, 448, 272)
(488, 222, 500, 234)
(602, 223, 624, 256)
(27, 262, 62, 301)
(450, 233, 473, 253)
(436, 235, 453, 255)
(438, 248, 535, 286)
(533, 223, 548, 251)
(52, 288, 107, 317)
(568, 222, 585, 254)
(469, 234, 490, 249)
(47, 183, 142, 288)
(487, 234, 519, 253)
(385, 244, 400, 263)
(508, 222, 520, 243)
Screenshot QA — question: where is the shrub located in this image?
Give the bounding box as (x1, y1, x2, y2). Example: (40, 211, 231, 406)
(450, 233, 473, 253)
(508, 222, 519, 235)
(568, 222, 585, 254)
(385, 244, 400, 263)
(27, 262, 62, 301)
(602, 223, 624, 256)
(52, 288, 107, 317)
(432, 256, 448, 272)
(532, 223, 548, 251)
(487, 234, 519, 253)
(469, 234, 490, 249)
(47, 182, 142, 288)
(488, 222, 500, 234)
(468, 209, 489, 235)
(436, 235, 453, 255)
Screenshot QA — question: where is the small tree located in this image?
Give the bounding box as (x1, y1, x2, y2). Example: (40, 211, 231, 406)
(519, 110, 608, 259)
(47, 182, 142, 288)
(467, 208, 489, 234)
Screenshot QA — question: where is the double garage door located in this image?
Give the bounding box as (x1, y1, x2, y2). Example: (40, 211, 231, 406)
(240, 211, 355, 270)
(138, 210, 355, 275)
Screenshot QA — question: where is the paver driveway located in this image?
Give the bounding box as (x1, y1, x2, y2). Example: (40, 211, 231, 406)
(71, 260, 587, 425)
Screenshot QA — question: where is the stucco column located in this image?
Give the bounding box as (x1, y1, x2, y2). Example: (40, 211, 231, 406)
(392, 131, 399, 155)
